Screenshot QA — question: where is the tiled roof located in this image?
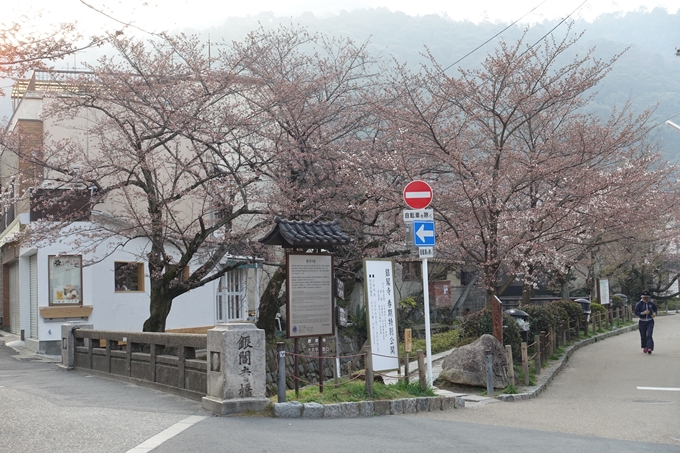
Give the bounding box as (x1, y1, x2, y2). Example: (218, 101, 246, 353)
(259, 216, 353, 249)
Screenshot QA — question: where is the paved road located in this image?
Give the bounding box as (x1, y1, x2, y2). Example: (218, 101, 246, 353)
(1, 315, 679, 452)
(424, 312, 680, 446)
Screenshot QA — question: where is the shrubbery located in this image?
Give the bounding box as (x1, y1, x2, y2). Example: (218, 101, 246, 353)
(460, 300, 589, 358)
(590, 301, 606, 316)
(460, 308, 522, 359)
(519, 300, 586, 339)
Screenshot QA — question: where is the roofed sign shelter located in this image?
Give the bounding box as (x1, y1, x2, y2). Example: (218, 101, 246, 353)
(259, 216, 353, 394)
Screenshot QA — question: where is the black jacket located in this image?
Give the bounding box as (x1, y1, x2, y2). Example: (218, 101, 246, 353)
(634, 299, 657, 321)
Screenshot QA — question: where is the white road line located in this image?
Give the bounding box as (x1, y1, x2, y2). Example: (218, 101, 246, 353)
(637, 386, 680, 392)
(126, 415, 207, 453)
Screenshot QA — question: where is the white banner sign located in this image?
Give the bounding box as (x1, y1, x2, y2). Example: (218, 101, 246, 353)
(364, 258, 399, 372)
(598, 278, 610, 305)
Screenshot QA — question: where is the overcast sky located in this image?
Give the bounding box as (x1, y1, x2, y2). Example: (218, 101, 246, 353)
(6, 0, 680, 36)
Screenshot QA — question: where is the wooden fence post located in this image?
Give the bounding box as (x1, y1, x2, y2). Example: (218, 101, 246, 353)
(505, 345, 515, 387)
(417, 349, 427, 391)
(591, 314, 596, 336)
(521, 342, 529, 386)
(541, 331, 547, 363)
(364, 345, 374, 398)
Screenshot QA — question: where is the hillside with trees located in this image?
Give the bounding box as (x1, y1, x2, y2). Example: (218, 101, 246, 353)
(197, 7, 680, 161)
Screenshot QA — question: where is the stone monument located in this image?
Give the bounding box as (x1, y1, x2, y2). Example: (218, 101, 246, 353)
(202, 323, 270, 415)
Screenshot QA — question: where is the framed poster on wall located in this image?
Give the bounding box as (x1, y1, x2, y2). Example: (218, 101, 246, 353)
(49, 255, 83, 305)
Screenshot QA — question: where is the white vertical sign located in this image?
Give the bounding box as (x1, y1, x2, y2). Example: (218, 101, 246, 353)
(598, 278, 610, 305)
(364, 258, 399, 372)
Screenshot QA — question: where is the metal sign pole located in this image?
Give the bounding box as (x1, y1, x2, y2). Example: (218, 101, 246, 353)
(421, 257, 433, 386)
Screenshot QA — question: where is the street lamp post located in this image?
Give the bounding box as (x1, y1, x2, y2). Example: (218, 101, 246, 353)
(666, 120, 680, 133)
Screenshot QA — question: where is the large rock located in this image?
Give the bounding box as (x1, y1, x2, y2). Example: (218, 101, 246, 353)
(439, 334, 508, 389)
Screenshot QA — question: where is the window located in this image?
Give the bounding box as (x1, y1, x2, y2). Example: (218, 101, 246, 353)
(216, 268, 247, 322)
(115, 262, 144, 292)
(49, 255, 82, 305)
(402, 262, 421, 281)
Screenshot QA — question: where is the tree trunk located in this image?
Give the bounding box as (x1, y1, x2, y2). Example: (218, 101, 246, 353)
(256, 266, 287, 335)
(560, 274, 571, 300)
(451, 272, 480, 317)
(521, 280, 533, 306)
(143, 283, 174, 332)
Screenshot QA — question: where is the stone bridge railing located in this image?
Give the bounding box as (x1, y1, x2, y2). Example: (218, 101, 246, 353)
(60, 321, 269, 414)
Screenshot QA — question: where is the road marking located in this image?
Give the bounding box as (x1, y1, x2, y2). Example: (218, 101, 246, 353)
(637, 386, 680, 392)
(126, 415, 207, 453)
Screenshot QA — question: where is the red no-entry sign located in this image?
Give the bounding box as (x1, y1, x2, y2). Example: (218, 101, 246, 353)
(403, 180, 433, 209)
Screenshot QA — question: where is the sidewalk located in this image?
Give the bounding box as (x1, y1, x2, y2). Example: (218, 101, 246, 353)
(1, 316, 655, 409)
(382, 347, 500, 407)
(0, 330, 62, 363)
(383, 317, 652, 406)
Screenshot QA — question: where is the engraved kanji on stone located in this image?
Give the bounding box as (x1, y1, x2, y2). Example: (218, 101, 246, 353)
(239, 382, 253, 398)
(238, 335, 253, 350)
(239, 350, 251, 366)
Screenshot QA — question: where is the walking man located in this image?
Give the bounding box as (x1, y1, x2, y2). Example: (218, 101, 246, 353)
(634, 290, 657, 354)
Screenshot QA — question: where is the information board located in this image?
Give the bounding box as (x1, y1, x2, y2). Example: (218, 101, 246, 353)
(364, 258, 399, 372)
(287, 253, 334, 338)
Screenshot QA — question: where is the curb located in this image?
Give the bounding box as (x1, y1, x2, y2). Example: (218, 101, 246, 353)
(497, 323, 638, 402)
(271, 395, 465, 418)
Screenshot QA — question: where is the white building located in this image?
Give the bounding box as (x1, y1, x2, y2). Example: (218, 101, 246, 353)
(0, 71, 265, 354)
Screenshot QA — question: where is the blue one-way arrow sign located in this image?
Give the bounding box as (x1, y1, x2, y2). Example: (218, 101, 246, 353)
(413, 220, 435, 246)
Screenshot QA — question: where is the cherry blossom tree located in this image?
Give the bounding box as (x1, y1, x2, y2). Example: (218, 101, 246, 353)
(383, 27, 680, 308)
(2, 33, 276, 332)
(224, 26, 402, 330)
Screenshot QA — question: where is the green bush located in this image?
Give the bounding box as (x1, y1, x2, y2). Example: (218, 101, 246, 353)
(590, 302, 606, 316)
(460, 308, 522, 360)
(551, 300, 585, 332)
(520, 304, 559, 339)
(610, 295, 624, 309)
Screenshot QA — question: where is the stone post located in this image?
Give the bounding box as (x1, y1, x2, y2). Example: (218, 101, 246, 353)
(58, 321, 93, 371)
(485, 350, 494, 397)
(202, 323, 269, 415)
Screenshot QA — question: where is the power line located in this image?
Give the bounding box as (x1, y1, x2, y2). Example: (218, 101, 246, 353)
(518, 0, 588, 59)
(441, 0, 548, 73)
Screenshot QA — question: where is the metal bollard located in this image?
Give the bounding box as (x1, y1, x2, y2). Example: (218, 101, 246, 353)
(277, 342, 286, 403)
(521, 342, 529, 385)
